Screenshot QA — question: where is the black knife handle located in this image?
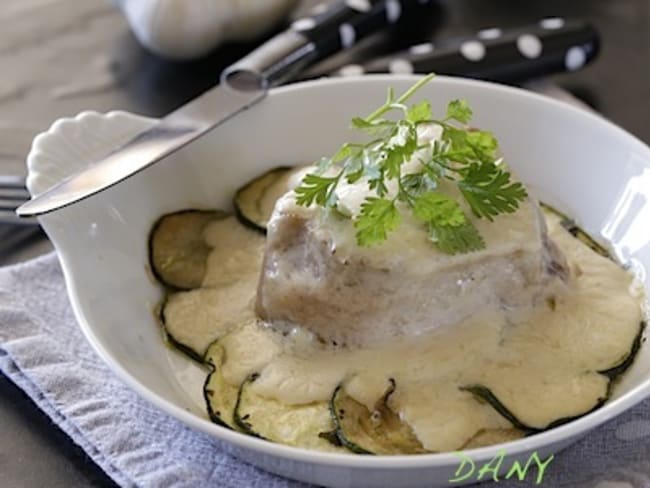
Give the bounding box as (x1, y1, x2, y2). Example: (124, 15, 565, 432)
(222, 0, 434, 91)
(339, 18, 599, 83)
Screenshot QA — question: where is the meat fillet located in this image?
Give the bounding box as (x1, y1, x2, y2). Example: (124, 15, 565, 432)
(257, 184, 569, 348)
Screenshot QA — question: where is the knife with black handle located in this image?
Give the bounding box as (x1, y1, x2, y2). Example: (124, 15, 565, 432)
(223, 0, 434, 89)
(19, 0, 436, 216)
(328, 18, 599, 83)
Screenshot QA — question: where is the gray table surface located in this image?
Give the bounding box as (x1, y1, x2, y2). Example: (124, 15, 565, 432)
(1, 0, 650, 486)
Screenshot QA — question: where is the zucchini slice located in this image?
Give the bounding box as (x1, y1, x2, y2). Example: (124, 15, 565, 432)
(540, 203, 611, 259)
(149, 209, 226, 289)
(157, 214, 264, 361)
(460, 384, 606, 433)
(559, 218, 611, 259)
(203, 341, 240, 429)
(461, 321, 645, 433)
(465, 201, 645, 431)
(331, 379, 427, 455)
(158, 294, 203, 363)
(233, 374, 343, 452)
(461, 428, 524, 449)
(201, 216, 266, 289)
(234, 166, 306, 232)
(599, 321, 646, 379)
(161, 286, 256, 360)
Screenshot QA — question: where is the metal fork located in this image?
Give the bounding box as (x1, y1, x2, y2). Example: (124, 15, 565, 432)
(0, 175, 35, 226)
(0, 175, 44, 259)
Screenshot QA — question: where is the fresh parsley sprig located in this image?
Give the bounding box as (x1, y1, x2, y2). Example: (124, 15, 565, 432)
(294, 74, 528, 254)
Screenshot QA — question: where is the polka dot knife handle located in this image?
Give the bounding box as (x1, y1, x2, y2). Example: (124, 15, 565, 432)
(222, 0, 434, 89)
(339, 18, 599, 82)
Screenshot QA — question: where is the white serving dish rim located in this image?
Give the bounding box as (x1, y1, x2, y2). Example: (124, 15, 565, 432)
(29, 74, 650, 471)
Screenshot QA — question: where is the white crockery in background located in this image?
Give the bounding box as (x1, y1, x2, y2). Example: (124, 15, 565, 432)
(27, 76, 650, 487)
(111, 0, 299, 59)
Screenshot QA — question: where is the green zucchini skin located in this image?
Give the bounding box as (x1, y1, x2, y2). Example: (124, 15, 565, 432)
(164, 329, 204, 363)
(234, 374, 346, 451)
(317, 429, 344, 447)
(461, 321, 646, 435)
(541, 203, 611, 259)
(329, 385, 374, 455)
(203, 341, 241, 430)
(203, 363, 231, 429)
(158, 294, 204, 363)
(156, 293, 204, 363)
(599, 321, 646, 379)
(149, 209, 227, 290)
(460, 428, 524, 449)
(559, 217, 611, 259)
(459, 385, 538, 434)
(330, 380, 427, 455)
(460, 384, 606, 435)
(233, 373, 265, 438)
(233, 166, 298, 233)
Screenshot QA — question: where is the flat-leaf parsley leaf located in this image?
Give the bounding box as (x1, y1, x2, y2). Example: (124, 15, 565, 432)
(354, 198, 401, 247)
(293, 74, 527, 254)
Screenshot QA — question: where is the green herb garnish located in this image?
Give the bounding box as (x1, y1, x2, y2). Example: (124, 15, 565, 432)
(294, 74, 527, 254)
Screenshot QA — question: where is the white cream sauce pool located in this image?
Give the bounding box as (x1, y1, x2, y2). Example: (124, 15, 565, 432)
(192, 210, 645, 452)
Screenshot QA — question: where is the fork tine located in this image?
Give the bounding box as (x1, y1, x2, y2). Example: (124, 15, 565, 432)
(0, 189, 30, 201)
(0, 224, 43, 255)
(0, 210, 38, 226)
(0, 175, 26, 189)
(0, 187, 30, 197)
(0, 199, 27, 211)
(0, 175, 31, 211)
(0, 188, 30, 210)
(0, 175, 37, 226)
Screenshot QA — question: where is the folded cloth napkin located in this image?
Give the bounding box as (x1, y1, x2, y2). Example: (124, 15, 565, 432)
(0, 253, 302, 488)
(1, 84, 649, 488)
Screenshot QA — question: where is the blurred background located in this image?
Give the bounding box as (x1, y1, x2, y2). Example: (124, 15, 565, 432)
(1, 0, 648, 178)
(0, 0, 648, 486)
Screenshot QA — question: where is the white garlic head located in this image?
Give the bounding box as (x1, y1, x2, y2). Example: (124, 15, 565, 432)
(114, 0, 300, 60)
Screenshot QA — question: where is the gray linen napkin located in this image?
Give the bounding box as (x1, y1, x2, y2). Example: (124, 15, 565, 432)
(1, 84, 650, 488)
(0, 253, 301, 488)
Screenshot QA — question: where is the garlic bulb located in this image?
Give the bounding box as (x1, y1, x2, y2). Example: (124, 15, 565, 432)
(114, 0, 300, 60)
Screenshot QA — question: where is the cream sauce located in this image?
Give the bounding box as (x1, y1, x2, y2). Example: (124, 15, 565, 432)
(162, 217, 264, 356)
(197, 211, 644, 452)
(273, 175, 545, 278)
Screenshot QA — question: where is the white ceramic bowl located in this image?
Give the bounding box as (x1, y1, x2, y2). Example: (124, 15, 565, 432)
(27, 76, 650, 487)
